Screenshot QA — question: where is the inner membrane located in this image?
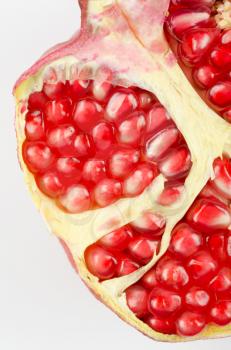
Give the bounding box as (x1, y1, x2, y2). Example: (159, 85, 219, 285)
(22, 80, 191, 213)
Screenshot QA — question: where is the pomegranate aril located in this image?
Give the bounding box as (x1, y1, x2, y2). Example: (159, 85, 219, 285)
(159, 146, 192, 179)
(126, 284, 149, 318)
(116, 256, 139, 277)
(25, 111, 45, 141)
(146, 104, 170, 134)
(211, 158, 231, 199)
(141, 268, 159, 289)
(106, 91, 138, 122)
(23, 141, 55, 173)
(157, 184, 183, 206)
(187, 250, 218, 282)
(36, 171, 64, 198)
(209, 267, 231, 293)
(109, 148, 140, 179)
(172, 0, 215, 6)
(73, 100, 103, 132)
(138, 91, 154, 109)
(193, 65, 220, 89)
(145, 314, 175, 335)
(74, 134, 95, 158)
(209, 82, 231, 108)
(83, 159, 107, 183)
(56, 157, 82, 179)
(156, 257, 189, 290)
(92, 122, 115, 151)
(99, 226, 133, 251)
(210, 45, 231, 69)
(43, 82, 66, 100)
(148, 287, 182, 316)
(169, 223, 203, 258)
(200, 183, 229, 205)
(145, 126, 180, 161)
(127, 237, 159, 263)
(44, 98, 72, 124)
(123, 163, 157, 197)
(118, 112, 146, 146)
(47, 125, 77, 155)
(94, 178, 122, 207)
(210, 301, 231, 326)
(59, 184, 91, 213)
(131, 212, 166, 237)
(185, 287, 210, 309)
(69, 80, 90, 99)
(28, 91, 48, 111)
(92, 80, 112, 101)
(208, 233, 231, 263)
(176, 311, 206, 336)
(85, 244, 117, 280)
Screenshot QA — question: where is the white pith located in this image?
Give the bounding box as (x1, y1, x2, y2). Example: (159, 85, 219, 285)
(15, 0, 231, 342)
(215, 0, 231, 29)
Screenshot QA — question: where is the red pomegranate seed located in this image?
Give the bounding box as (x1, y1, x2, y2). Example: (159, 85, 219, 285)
(210, 45, 231, 69)
(209, 82, 231, 107)
(126, 284, 149, 318)
(169, 223, 203, 258)
(106, 91, 138, 122)
(141, 268, 159, 289)
(210, 301, 231, 325)
(56, 157, 82, 179)
(69, 80, 90, 99)
(209, 267, 231, 293)
(148, 287, 182, 316)
(25, 111, 45, 141)
(92, 121, 115, 151)
(118, 112, 146, 146)
(116, 256, 139, 277)
(99, 226, 133, 251)
(172, 0, 215, 6)
(176, 311, 206, 336)
(156, 257, 189, 290)
(208, 233, 231, 263)
(23, 141, 55, 173)
(109, 148, 140, 179)
(74, 134, 95, 158)
(200, 183, 229, 205)
(44, 98, 72, 124)
(131, 212, 166, 237)
(84, 244, 117, 280)
(221, 29, 231, 45)
(73, 100, 103, 132)
(83, 159, 107, 183)
(138, 91, 154, 109)
(92, 80, 112, 101)
(59, 184, 91, 213)
(43, 82, 66, 100)
(185, 287, 211, 309)
(145, 126, 180, 161)
(36, 171, 64, 198)
(159, 146, 192, 179)
(28, 91, 48, 111)
(127, 237, 159, 263)
(123, 163, 157, 197)
(157, 184, 183, 206)
(94, 178, 122, 207)
(187, 250, 218, 282)
(178, 28, 219, 66)
(211, 158, 231, 199)
(146, 104, 170, 134)
(145, 314, 176, 334)
(193, 64, 220, 89)
(47, 125, 77, 155)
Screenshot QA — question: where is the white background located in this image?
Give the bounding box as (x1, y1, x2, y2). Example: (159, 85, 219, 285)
(0, 1, 230, 349)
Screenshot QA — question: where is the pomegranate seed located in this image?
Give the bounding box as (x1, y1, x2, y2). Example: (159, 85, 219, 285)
(146, 104, 170, 134)
(116, 256, 139, 277)
(94, 178, 122, 207)
(74, 134, 95, 158)
(99, 226, 133, 250)
(23, 141, 55, 173)
(208, 233, 230, 262)
(156, 257, 189, 290)
(176, 311, 206, 336)
(210, 301, 231, 325)
(28, 91, 48, 111)
(70, 80, 90, 99)
(148, 287, 182, 316)
(157, 184, 183, 206)
(209, 267, 231, 293)
(117, 112, 146, 146)
(141, 268, 159, 289)
(43, 82, 66, 100)
(210, 45, 231, 69)
(92, 121, 115, 151)
(159, 146, 192, 179)
(92, 80, 112, 101)
(44, 98, 72, 124)
(187, 250, 218, 282)
(187, 199, 231, 232)
(200, 183, 229, 205)
(84, 244, 117, 280)
(138, 91, 154, 109)
(209, 81, 231, 107)
(83, 159, 107, 183)
(131, 212, 166, 237)
(25, 111, 45, 141)
(123, 163, 157, 197)
(73, 100, 103, 132)
(36, 171, 64, 198)
(211, 158, 231, 199)
(145, 314, 176, 334)
(106, 91, 138, 122)
(185, 287, 211, 309)
(109, 148, 140, 179)
(59, 184, 91, 213)
(221, 29, 231, 45)
(127, 237, 159, 263)
(145, 126, 180, 161)
(47, 125, 77, 156)
(172, 0, 215, 6)
(178, 28, 219, 66)
(169, 223, 203, 258)
(126, 284, 149, 318)
(56, 157, 82, 179)
(193, 64, 220, 89)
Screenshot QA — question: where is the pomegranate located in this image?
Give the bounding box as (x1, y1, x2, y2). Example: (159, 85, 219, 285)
(14, 0, 231, 342)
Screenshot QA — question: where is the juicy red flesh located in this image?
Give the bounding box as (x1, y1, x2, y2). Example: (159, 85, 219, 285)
(166, 2, 231, 122)
(23, 81, 191, 213)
